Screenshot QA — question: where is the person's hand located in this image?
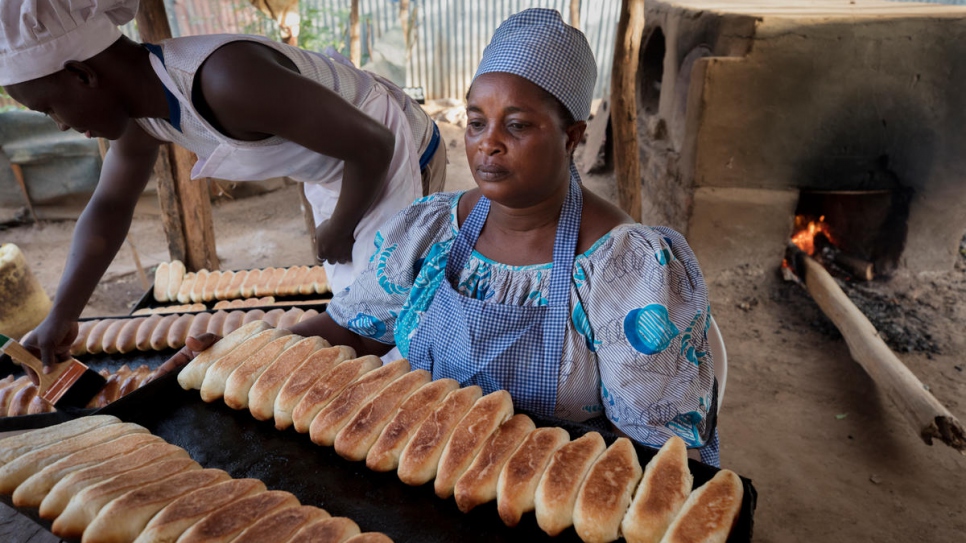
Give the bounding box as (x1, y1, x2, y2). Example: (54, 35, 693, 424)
(147, 333, 221, 383)
(315, 219, 355, 265)
(16, 318, 78, 384)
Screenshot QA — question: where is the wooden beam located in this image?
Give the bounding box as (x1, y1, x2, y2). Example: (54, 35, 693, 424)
(136, 0, 219, 272)
(610, 0, 645, 222)
(350, 0, 361, 67)
(571, 0, 581, 31)
(9, 164, 37, 222)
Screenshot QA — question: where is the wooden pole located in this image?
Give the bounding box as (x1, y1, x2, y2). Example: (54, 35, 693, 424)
(570, 0, 581, 30)
(136, 0, 219, 272)
(399, 0, 410, 50)
(610, 0, 645, 222)
(798, 252, 965, 453)
(350, 0, 361, 67)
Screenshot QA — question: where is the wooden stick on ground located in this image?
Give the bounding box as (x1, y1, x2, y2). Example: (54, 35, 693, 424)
(794, 249, 965, 453)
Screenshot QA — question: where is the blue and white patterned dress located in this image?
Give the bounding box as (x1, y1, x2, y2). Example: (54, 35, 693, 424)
(327, 191, 719, 464)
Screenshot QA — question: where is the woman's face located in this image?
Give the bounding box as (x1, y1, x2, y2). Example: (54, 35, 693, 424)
(465, 72, 583, 209)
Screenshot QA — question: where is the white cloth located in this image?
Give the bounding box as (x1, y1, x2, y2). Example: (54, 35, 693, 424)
(0, 0, 138, 85)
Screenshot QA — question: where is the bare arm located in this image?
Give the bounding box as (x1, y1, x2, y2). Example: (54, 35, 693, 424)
(26, 124, 160, 365)
(288, 312, 394, 357)
(195, 42, 396, 263)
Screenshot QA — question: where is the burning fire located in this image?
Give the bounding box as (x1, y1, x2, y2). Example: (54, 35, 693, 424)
(791, 215, 836, 256)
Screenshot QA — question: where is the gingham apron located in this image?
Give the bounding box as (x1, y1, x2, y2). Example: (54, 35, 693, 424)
(407, 174, 582, 416)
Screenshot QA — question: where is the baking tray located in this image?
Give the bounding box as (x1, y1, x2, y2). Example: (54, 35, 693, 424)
(3, 372, 756, 542)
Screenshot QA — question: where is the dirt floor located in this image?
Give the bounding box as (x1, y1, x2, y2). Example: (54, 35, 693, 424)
(2, 120, 965, 542)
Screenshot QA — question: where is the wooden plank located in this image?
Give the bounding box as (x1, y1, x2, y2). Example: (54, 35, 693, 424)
(136, 0, 219, 272)
(571, 0, 581, 30)
(8, 164, 37, 222)
(350, 0, 361, 67)
(610, 0, 645, 222)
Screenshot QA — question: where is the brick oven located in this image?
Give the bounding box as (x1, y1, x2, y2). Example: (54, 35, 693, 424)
(635, 0, 966, 277)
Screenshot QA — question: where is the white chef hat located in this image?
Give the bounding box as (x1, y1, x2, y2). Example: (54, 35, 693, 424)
(0, 0, 139, 86)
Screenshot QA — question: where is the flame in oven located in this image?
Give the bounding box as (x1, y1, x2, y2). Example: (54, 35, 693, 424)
(791, 215, 836, 256)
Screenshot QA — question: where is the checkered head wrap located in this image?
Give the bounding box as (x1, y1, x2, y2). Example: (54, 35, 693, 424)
(474, 8, 597, 122)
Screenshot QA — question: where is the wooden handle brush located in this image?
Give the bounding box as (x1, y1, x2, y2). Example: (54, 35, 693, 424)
(0, 333, 106, 409)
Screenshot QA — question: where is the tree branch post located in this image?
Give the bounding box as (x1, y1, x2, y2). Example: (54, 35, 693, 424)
(610, 0, 645, 222)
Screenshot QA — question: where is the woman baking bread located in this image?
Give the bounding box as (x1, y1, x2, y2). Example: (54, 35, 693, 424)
(175, 8, 719, 465)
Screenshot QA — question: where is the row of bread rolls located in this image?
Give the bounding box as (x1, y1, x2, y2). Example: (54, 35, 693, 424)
(0, 365, 160, 417)
(153, 261, 330, 303)
(0, 415, 393, 543)
(69, 307, 319, 356)
(131, 303, 206, 316)
(178, 323, 745, 543)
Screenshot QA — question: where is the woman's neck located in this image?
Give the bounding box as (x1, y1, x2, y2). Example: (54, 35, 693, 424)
(474, 179, 571, 266)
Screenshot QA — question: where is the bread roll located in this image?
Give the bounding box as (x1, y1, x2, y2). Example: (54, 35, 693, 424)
(366, 378, 460, 473)
(133, 478, 266, 543)
(86, 372, 122, 409)
(199, 329, 292, 402)
(262, 308, 285, 328)
(166, 313, 195, 350)
(287, 517, 361, 543)
(497, 426, 570, 527)
(0, 422, 148, 493)
(7, 382, 37, 417)
(250, 343, 349, 423)
(85, 318, 116, 354)
(0, 374, 16, 412)
(240, 269, 263, 298)
(214, 270, 235, 300)
(277, 308, 304, 330)
(534, 431, 607, 536)
(177, 273, 196, 304)
(51, 458, 201, 539)
(344, 534, 393, 543)
(0, 375, 29, 415)
(27, 393, 53, 415)
(659, 469, 743, 543)
(226, 269, 248, 299)
(133, 314, 162, 351)
(307, 266, 329, 295)
(233, 505, 330, 543)
(242, 309, 266, 325)
(289, 266, 313, 296)
(13, 433, 162, 507)
(206, 310, 229, 337)
(176, 490, 300, 543)
(150, 314, 180, 351)
(0, 414, 120, 464)
(290, 355, 382, 433)
(268, 345, 355, 426)
(275, 266, 299, 297)
(251, 267, 273, 297)
(99, 319, 128, 354)
(620, 436, 693, 543)
(177, 320, 273, 390)
(118, 366, 152, 397)
(167, 260, 186, 302)
(71, 319, 97, 356)
(190, 270, 209, 303)
(572, 437, 643, 543)
(435, 390, 514, 499)
(202, 270, 221, 302)
(334, 369, 431, 462)
(187, 312, 212, 342)
(299, 308, 319, 322)
(84, 469, 231, 543)
(226, 335, 328, 411)
(113, 318, 143, 354)
(154, 262, 170, 301)
(309, 359, 411, 447)
(222, 310, 248, 335)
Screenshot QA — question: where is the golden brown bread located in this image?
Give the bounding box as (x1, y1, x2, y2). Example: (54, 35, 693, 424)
(299, 308, 319, 322)
(166, 313, 195, 350)
(240, 269, 263, 298)
(233, 505, 331, 543)
(150, 314, 180, 351)
(187, 312, 212, 341)
(214, 270, 235, 300)
(309, 359, 411, 447)
(176, 273, 196, 304)
(290, 355, 382, 433)
(277, 308, 304, 329)
(0, 415, 120, 464)
(135, 314, 163, 351)
(658, 469, 743, 543)
(176, 490, 300, 543)
(241, 309, 266, 324)
(0, 422, 148, 494)
(534, 431, 607, 536)
(40, 442, 191, 519)
(190, 270, 209, 303)
(621, 436, 693, 543)
(0, 375, 30, 416)
(85, 319, 116, 354)
(26, 393, 53, 415)
(252, 267, 276, 297)
(206, 310, 229, 337)
(223, 335, 319, 410)
(133, 478, 267, 543)
(71, 320, 97, 355)
(177, 320, 274, 390)
(287, 517, 361, 543)
(266, 345, 356, 429)
(167, 260, 186, 302)
(202, 270, 221, 302)
(366, 378, 460, 473)
(51, 457, 201, 539)
(454, 413, 536, 513)
(154, 261, 170, 302)
(223, 309, 248, 333)
(573, 437, 643, 543)
(7, 381, 37, 417)
(13, 432, 163, 508)
(334, 369, 432, 462)
(199, 329, 293, 402)
(434, 390, 514, 499)
(100, 319, 127, 354)
(86, 372, 122, 409)
(116, 317, 144, 354)
(83, 469, 231, 543)
(0, 374, 18, 413)
(226, 269, 248, 299)
(275, 266, 301, 297)
(262, 308, 286, 327)
(496, 426, 570, 527)
(246, 339, 339, 421)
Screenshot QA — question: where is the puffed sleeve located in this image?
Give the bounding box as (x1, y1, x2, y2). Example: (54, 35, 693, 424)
(576, 225, 716, 451)
(326, 193, 459, 344)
